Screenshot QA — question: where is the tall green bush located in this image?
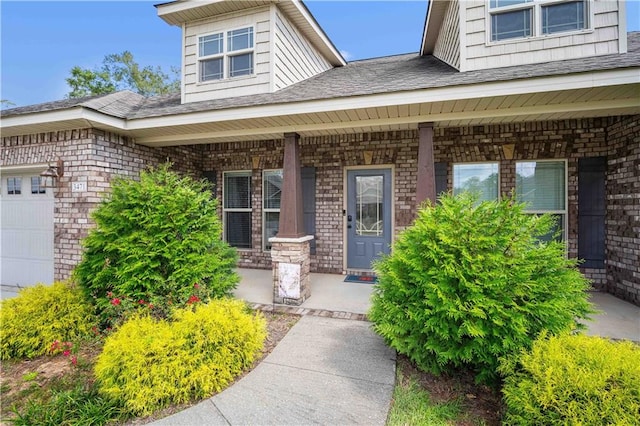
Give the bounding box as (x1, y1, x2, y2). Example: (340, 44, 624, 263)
(74, 164, 238, 327)
(0, 282, 97, 360)
(94, 299, 266, 415)
(499, 333, 640, 425)
(369, 193, 593, 383)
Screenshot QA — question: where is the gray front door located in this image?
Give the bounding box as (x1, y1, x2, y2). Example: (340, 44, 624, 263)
(346, 169, 392, 270)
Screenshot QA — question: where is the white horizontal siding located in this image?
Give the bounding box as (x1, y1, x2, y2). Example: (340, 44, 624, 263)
(183, 6, 272, 103)
(273, 9, 331, 90)
(461, 0, 623, 72)
(433, 0, 461, 69)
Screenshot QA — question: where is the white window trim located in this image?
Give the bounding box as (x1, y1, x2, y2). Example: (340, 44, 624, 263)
(262, 169, 282, 251)
(222, 170, 252, 250)
(486, 0, 593, 45)
(452, 162, 501, 201)
(515, 159, 568, 242)
(197, 25, 255, 83)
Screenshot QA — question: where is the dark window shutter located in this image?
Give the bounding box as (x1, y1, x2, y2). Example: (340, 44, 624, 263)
(302, 167, 316, 255)
(202, 171, 217, 197)
(435, 162, 448, 202)
(578, 157, 606, 268)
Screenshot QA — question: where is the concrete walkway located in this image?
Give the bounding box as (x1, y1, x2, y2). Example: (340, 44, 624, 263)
(153, 315, 396, 426)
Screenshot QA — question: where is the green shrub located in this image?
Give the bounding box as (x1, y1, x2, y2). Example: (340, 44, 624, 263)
(369, 193, 593, 383)
(73, 164, 238, 327)
(0, 282, 97, 360)
(94, 298, 266, 416)
(499, 333, 640, 425)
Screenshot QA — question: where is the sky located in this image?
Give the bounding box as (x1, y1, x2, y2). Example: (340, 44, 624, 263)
(1, 0, 639, 108)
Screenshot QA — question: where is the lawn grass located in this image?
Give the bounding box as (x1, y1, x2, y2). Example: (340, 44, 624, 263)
(387, 373, 461, 426)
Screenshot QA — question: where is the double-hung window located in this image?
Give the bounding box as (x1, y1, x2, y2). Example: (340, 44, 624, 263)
(453, 163, 500, 202)
(7, 177, 21, 195)
(223, 171, 252, 249)
(489, 0, 588, 42)
(199, 27, 254, 82)
(263, 170, 282, 250)
(516, 160, 567, 241)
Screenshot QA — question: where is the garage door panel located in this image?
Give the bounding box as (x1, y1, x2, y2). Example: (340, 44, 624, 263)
(1, 172, 54, 286)
(2, 229, 54, 259)
(1, 258, 54, 286)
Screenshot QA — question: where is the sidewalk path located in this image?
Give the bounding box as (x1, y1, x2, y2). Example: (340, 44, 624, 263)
(153, 315, 396, 425)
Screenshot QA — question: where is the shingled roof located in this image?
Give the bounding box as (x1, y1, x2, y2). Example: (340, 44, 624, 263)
(3, 32, 639, 120)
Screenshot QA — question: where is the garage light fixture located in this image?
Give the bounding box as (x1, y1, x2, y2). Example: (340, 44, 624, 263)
(39, 159, 64, 188)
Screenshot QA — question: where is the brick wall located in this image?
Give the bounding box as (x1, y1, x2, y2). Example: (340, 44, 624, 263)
(605, 115, 640, 304)
(1, 129, 201, 280)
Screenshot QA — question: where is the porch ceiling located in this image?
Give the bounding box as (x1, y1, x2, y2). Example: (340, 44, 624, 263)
(130, 83, 640, 147)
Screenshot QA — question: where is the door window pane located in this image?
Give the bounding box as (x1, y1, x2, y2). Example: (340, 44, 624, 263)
(264, 211, 280, 250)
(491, 8, 532, 41)
(355, 175, 383, 237)
(542, 1, 586, 34)
(516, 161, 565, 210)
(453, 163, 499, 202)
(263, 170, 282, 209)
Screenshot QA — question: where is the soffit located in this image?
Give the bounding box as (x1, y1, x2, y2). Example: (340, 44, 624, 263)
(128, 83, 640, 146)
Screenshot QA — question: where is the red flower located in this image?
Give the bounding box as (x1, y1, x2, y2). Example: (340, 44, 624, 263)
(138, 300, 146, 305)
(187, 295, 200, 304)
(71, 356, 78, 365)
(193, 283, 200, 289)
(63, 350, 71, 357)
(110, 298, 121, 306)
(148, 303, 154, 309)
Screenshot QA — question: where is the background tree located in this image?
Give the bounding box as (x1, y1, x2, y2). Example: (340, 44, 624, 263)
(66, 51, 179, 98)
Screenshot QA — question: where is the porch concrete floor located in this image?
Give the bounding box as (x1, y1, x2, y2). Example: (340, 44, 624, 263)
(234, 268, 640, 342)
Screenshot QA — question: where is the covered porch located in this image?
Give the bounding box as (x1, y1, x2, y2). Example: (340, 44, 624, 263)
(233, 268, 640, 342)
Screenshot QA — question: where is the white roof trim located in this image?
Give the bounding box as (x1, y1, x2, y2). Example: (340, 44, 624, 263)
(127, 68, 640, 129)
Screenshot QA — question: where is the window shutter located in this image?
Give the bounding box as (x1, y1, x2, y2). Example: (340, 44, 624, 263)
(435, 162, 448, 202)
(202, 171, 217, 197)
(578, 157, 606, 269)
(302, 167, 316, 255)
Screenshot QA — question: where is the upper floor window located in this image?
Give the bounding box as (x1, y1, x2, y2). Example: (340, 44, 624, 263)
(489, 0, 588, 42)
(199, 27, 254, 82)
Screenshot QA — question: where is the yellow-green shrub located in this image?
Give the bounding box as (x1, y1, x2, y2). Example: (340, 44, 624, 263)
(0, 282, 97, 360)
(94, 298, 266, 416)
(499, 333, 640, 425)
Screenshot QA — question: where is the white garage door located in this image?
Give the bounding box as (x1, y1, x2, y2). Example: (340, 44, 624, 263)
(1, 171, 54, 286)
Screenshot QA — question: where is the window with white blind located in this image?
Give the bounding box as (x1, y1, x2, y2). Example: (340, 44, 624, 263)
(453, 163, 500, 202)
(263, 170, 282, 250)
(489, 0, 588, 42)
(223, 171, 252, 249)
(516, 160, 567, 241)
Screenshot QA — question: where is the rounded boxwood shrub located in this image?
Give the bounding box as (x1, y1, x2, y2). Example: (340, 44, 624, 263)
(74, 164, 238, 327)
(499, 333, 640, 425)
(0, 282, 97, 360)
(94, 298, 266, 416)
(369, 193, 594, 383)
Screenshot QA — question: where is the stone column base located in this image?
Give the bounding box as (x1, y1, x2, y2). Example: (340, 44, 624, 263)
(269, 235, 313, 305)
